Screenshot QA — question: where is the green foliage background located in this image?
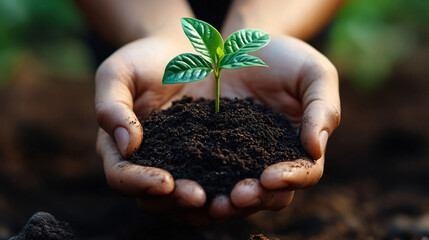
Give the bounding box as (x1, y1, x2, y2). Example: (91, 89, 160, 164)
(0, 0, 427, 90)
(326, 0, 429, 91)
(0, 0, 94, 87)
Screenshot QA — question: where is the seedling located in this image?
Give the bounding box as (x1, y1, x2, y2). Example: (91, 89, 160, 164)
(162, 18, 270, 113)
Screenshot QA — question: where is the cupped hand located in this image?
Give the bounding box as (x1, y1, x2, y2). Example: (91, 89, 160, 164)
(95, 34, 340, 222)
(95, 35, 214, 223)
(209, 35, 341, 218)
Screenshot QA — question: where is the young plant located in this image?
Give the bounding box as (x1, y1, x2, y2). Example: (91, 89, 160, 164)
(162, 18, 270, 113)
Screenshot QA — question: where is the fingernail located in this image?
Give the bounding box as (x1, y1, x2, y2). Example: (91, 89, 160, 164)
(114, 127, 130, 156)
(319, 130, 329, 155)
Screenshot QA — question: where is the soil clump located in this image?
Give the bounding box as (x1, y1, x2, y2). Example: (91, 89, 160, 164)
(130, 97, 310, 198)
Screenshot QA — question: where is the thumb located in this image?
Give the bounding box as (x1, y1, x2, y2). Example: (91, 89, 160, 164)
(300, 101, 340, 159)
(95, 58, 143, 157)
(299, 60, 341, 160)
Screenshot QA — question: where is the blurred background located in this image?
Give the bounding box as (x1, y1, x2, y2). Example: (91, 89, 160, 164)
(0, 0, 428, 239)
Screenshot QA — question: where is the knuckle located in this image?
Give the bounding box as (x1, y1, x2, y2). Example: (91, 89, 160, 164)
(268, 192, 294, 211)
(148, 168, 173, 186)
(96, 55, 135, 86)
(95, 137, 103, 158)
(326, 104, 341, 130)
(306, 169, 323, 188)
(95, 103, 109, 129)
(325, 60, 338, 78)
(96, 59, 117, 83)
(105, 171, 119, 191)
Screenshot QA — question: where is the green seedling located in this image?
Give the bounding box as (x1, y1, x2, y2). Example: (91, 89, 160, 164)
(162, 18, 270, 113)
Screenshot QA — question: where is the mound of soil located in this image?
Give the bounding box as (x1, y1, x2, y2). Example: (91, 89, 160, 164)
(130, 97, 310, 198)
(10, 212, 77, 240)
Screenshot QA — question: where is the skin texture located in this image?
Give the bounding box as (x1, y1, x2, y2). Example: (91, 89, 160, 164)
(78, 0, 342, 222)
(74, 0, 194, 46)
(222, 0, 344, 40)
(95, 35, 340, 221)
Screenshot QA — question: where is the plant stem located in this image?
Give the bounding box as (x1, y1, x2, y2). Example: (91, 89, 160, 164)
(214, 69, 221, 113)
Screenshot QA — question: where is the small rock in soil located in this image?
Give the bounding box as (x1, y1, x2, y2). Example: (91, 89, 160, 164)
(250, 233, 270, 240)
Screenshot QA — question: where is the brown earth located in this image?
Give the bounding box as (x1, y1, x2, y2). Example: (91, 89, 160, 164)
(0, 47, 428, 239)
(130, 97, 309, 198)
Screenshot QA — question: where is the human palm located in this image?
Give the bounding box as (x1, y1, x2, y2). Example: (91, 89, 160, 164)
(95, 35, 340, 222)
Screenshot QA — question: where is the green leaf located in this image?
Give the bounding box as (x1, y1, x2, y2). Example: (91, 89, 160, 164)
(181, 18, 224, 64)
(215, 47, 225, 65)
(162, 53, 213, 84)
(220, 52, 268, 69)
(224, 29, 270, 54)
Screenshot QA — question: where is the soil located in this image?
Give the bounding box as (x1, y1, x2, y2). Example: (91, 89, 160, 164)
(10, 212, 77, 240)
(1, 37, 428, 240)
(130, 97, 309, 198)
(10, 212, 270, 240)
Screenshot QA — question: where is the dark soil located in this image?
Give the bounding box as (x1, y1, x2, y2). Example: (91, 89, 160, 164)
(10, 211, 269, 240)
(1, 35, 428, 240)
(130, 97, 310, 198)
(10, 212, 77, 240)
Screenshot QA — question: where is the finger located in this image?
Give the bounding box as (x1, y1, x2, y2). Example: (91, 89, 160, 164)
(97, 129, 174, 196)
(230, 179, 263, 208)
(260, 156, 324, 190)
(231, 179, 294, 211)
(259, 189, 294, 211)
(173, 179, 206, 208)
(137, 180, 205, 211)
(299, 55, 341, 159)
(209, 195, 234, 219)
(209, 194, 260, 219)
(95, 57, 143, 157)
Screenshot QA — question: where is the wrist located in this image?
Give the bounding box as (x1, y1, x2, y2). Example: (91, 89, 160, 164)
(221, 8, 285, 38)
(135, 0, 194, 39)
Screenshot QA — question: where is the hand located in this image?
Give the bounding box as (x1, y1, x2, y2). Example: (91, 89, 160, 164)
(95, 34, 340, 222)
(208, 35, 340, 218)
(95, 35, 215, 223)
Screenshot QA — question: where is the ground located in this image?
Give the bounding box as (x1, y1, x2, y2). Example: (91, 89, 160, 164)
(0, 49, 428, 239)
